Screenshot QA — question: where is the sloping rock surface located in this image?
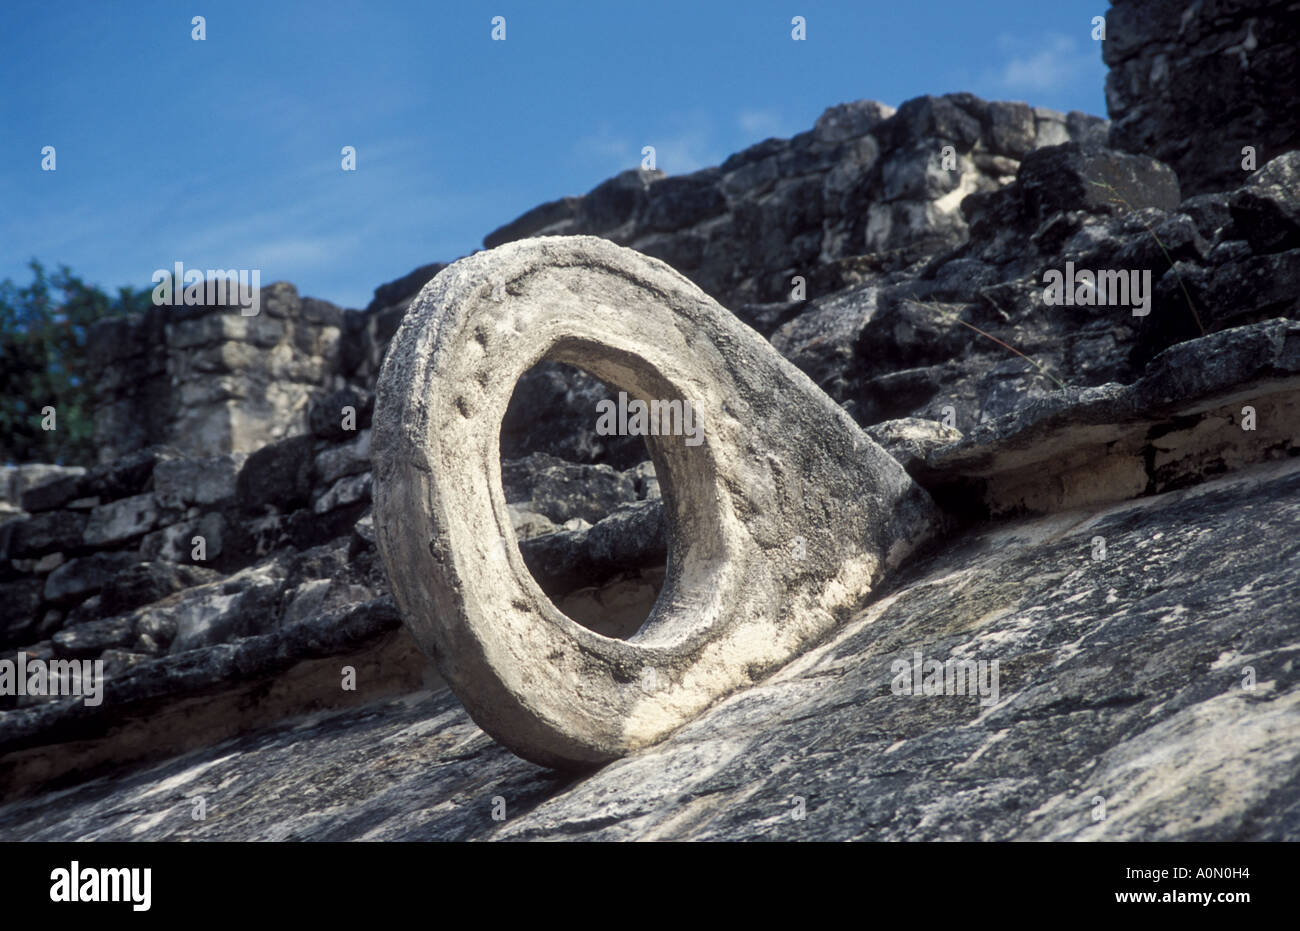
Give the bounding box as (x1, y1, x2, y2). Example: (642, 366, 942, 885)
(4, 456, 1295, 840)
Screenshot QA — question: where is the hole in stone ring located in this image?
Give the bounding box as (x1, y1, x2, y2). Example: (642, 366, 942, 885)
(497, 339, 725, 645)
(499, 360, 663, 639)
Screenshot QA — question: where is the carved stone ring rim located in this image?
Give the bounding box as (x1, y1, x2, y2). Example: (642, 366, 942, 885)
(372, 235, 941, 767)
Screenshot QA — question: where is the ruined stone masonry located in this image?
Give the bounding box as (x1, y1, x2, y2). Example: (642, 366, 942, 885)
(1, 0, 1297, 839)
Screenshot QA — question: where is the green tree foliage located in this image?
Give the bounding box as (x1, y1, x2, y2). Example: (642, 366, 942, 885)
(0, 261, 152, 465)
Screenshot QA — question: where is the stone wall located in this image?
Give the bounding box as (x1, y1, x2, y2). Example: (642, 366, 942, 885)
(81, 94, 1108, 469)
(87, 283, 355, 464)
(484, 95, 1107, 310)
(1104, 0, 1300, 196)
(0, 396, 664, 716)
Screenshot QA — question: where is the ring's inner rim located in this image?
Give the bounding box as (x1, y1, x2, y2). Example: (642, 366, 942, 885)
(490, 336, 728, 648)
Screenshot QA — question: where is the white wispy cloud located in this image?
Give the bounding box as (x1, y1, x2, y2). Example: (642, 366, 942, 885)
(989, 33, 1103, 93)
(736, 108, 792, 138)
(574, 125, 636, 167)
(573, 112, 728, 178)
(647, 129, 725, 175)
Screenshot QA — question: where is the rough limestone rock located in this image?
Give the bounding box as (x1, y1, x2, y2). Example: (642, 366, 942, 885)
(372, 236, 943, 767)
(88, 284, 348, 464)
(482, 96, 1106, 310)
(1104, 0, 1300, 196)
(5, 454, 1296, 840)
(64, 92, 1111, 473)
(500, 453, 639, 525)
(9, 466, 87, 512)
(917, 318, 1300, 518)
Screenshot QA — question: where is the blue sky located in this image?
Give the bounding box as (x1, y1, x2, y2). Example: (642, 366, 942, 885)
(1, 1, 1109, 310)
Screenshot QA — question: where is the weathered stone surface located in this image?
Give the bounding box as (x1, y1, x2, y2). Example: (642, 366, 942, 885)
(771, 283, 880, 401)
(5, 456, 1296, 839)
(481, 94, 1104, 315)
(80, 447, 171, 500)
(500, 453, 639, 525)
(314, 430, 371, 484)
(99, 562, 221, 617)
(0, 465, 86, 509)
(865, 417, 964, 472)
(0, 597, 417, 798)
(138, 512, 225, 565)
(19, 549, 57, 570)
(500, 361, 648, 469)
(82, 493, 164, 547)
(153, 455, 244, 509)
(506, 505, 558, 541)
(917, 318, 1300, 518)
(236, 435, 317, 513)
(628, 460, 660, 500)
(372, 236, 943, 767)
(8, 511, 87, 558)
(17, 473, 84, 513)
(313, 472, 372, 515)
(966, 143, 1181, 233)
(1228, 150, 1300, 254)
(0, 579, 45, 647)
(1104, 0, 1300, 196)
(308, 388, 373, 441)
(165, 562, 287, 654)
(64, 595, 105, 627)
(52, 616, 136, 659)
(89, 288, 350, 464)
(475, 128, 1294, 475)
(42, 552, 138, 607)
(517, 499, 667, 599)
(813, 99, 895, 145)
